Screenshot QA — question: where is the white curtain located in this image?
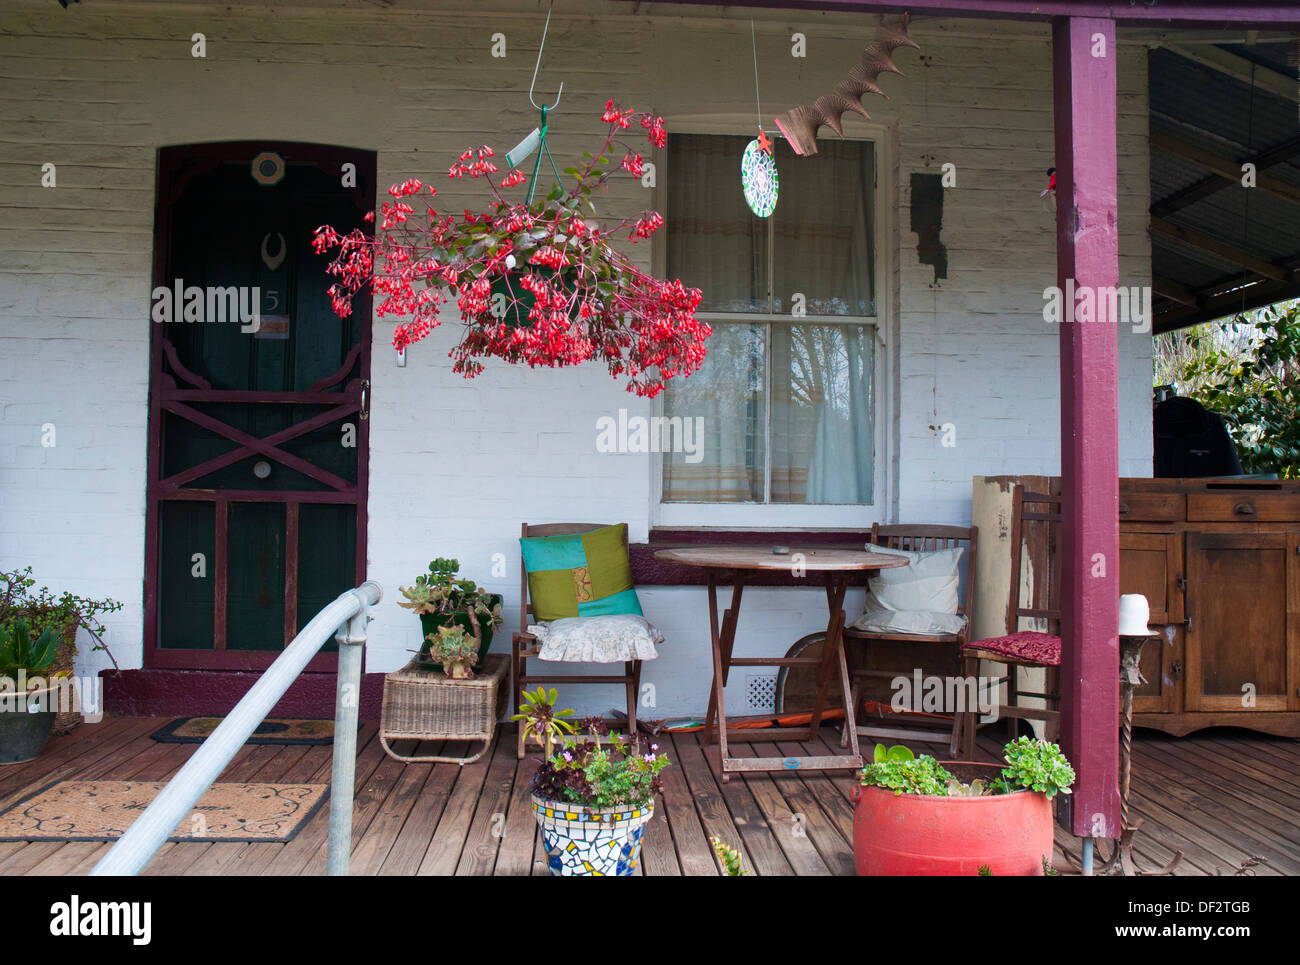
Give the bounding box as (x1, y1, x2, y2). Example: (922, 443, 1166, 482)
(663, 134, 876, 504)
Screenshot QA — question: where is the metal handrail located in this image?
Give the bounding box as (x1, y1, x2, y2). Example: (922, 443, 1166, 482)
(90, 581, 382, 877)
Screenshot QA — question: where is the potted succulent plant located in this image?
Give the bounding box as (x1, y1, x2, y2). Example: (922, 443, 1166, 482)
(854, 737, 1076, 876)
(0, 620, 65, 763)
(397, 558, 503, 673)
(428, 625, 479, 679)
(518, 697, 669, 877)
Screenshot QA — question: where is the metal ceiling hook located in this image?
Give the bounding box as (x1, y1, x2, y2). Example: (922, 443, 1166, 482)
(529, 4, 564, 111)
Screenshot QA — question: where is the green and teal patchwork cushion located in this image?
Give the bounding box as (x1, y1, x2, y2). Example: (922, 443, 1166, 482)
(520, 524, 642, 622)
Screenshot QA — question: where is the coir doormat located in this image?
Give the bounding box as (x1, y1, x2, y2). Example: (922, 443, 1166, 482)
(151, 716, 354, 745)
(0, 780, 328, 843)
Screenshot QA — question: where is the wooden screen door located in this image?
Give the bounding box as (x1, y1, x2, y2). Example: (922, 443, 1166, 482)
(144, 142, 376, 670)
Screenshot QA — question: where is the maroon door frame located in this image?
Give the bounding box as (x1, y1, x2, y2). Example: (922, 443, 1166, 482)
(143, 141, 377, 672)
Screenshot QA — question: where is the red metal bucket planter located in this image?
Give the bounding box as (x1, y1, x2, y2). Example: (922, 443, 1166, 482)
(853, 763, 1054, 876)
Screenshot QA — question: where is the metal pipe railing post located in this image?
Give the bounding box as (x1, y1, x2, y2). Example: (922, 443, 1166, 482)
(90, 581, 381, 877)
(326, 589, 370, 876)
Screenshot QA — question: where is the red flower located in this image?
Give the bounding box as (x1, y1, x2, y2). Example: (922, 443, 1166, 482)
(621, 153, 644, 177)
(641, 114, 667, 150)
(314, 99, 707, 397)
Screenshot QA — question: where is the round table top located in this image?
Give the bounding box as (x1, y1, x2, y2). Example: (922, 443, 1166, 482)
(653, 546, 910, 572)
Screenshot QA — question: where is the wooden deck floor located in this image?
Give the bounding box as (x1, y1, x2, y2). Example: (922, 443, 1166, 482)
(1, 716, 1297, 875)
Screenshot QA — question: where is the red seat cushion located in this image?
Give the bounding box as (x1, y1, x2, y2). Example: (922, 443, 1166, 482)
(961, 631, 1061, 666)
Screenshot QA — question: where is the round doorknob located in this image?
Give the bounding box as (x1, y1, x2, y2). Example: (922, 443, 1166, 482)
(253, 460, 272, 479)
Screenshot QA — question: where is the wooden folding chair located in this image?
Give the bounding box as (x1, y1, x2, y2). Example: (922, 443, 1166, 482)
(954, 486, 1062, 759)
(839, 523, 977, 756)
(512, 522, 643, 759)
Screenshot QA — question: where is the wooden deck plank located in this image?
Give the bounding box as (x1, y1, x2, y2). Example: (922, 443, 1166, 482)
(292, 743, 413, 876)
(27, 739, 300, 878)
(639, 786, 681, 876)
(1, 718, 193, 875)
(349, 755, 434, 876)
(141, 739, 309, 876)
(0, 716, 136, 798)
(212, 738, 346, 876)
(166, 744, 316, 876)
(494, 748, 542, 876)
(1137, 740, 1300, 850)
(778, 738, 857, 842)
(1131, 743, 1300, 873)
(1194, 734, 1300, 793)
(3, 718, 1298, 877)
(739, 742, 840, 876)
(375, 744, 463, 877)
(1126, 786, 1278, 875)
(1139, 734, 1300, 829)
(655, 732, 718, 876)
(0, 717, 158, 811)
(695, 737, 797, 877)
(455, 735, 518, 876)
(415, 737, 496, 875)
(671, 732, 786, 875)
(253, 725, 388, 876)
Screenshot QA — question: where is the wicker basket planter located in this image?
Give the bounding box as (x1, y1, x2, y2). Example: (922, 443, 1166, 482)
(532, 794, 655, 876)
(379, 653, 508, 765)
(49, 622, 82, 736)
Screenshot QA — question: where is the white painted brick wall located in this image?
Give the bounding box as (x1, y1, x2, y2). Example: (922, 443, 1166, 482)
(0, 2, 1152, 717)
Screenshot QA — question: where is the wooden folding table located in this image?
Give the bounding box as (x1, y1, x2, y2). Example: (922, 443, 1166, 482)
(653, 546, 909, 780)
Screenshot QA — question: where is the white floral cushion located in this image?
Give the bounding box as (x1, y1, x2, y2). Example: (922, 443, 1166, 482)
(529, 614, 663, 663)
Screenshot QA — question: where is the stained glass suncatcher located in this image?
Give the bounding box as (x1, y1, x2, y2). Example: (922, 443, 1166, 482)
(741, 138, 779, 218)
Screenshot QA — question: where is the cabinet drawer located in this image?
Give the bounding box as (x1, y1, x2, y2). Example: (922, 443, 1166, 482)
(1188, 493, 1300, 522)
(1118, 493, 1185, 521)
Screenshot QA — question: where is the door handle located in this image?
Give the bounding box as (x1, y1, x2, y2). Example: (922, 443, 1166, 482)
(1233, 502, 1256, 516)
(360, 379, 370, 421)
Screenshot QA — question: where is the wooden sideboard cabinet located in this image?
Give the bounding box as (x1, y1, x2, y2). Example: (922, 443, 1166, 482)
(1121, 478, 1300, 738)
(973, 475, 1300, 738)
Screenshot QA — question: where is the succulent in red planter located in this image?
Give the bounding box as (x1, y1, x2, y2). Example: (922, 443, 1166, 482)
(313, 99, 709, 398)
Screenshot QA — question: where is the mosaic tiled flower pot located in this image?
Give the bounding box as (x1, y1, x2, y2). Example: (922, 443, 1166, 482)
(531, 794, 654, 876)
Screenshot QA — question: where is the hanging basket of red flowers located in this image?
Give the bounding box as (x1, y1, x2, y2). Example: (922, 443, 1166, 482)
(312, 100, 708, 398)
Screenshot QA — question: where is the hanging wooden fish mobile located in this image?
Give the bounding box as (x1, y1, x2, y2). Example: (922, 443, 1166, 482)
(774, 14, 920, 156)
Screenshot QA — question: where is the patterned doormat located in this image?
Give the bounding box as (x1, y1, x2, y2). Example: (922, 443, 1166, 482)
(151, 717, 351, 745)
(0, 781, 328, 843)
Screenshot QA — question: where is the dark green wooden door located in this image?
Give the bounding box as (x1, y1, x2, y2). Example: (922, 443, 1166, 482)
(145, 143, 375, 670)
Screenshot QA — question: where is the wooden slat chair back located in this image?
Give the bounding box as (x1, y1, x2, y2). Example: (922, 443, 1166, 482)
(839, 523, 977, 756)
(513, 522, 642, 759)
(955, 485, 1063, 758)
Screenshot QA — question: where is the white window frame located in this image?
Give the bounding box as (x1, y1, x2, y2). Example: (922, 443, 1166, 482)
(650, 115, 898, 530)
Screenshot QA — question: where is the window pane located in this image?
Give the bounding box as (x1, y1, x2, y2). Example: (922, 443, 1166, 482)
(771, 324, 874, 504)
(772, 140, 875, 317)
(666, 134, 767, 313)
(662, 322, 765, 502)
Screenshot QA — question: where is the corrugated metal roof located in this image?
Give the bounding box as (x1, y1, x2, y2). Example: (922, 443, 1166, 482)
(1149, 42, 1300, 331)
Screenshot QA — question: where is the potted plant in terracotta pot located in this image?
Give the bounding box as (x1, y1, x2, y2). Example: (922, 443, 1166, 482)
(0, 620, 64, 764)
(397, 558, 503, 673)
(518, 696, 669, 877)
(854, 737, 1075, 876)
